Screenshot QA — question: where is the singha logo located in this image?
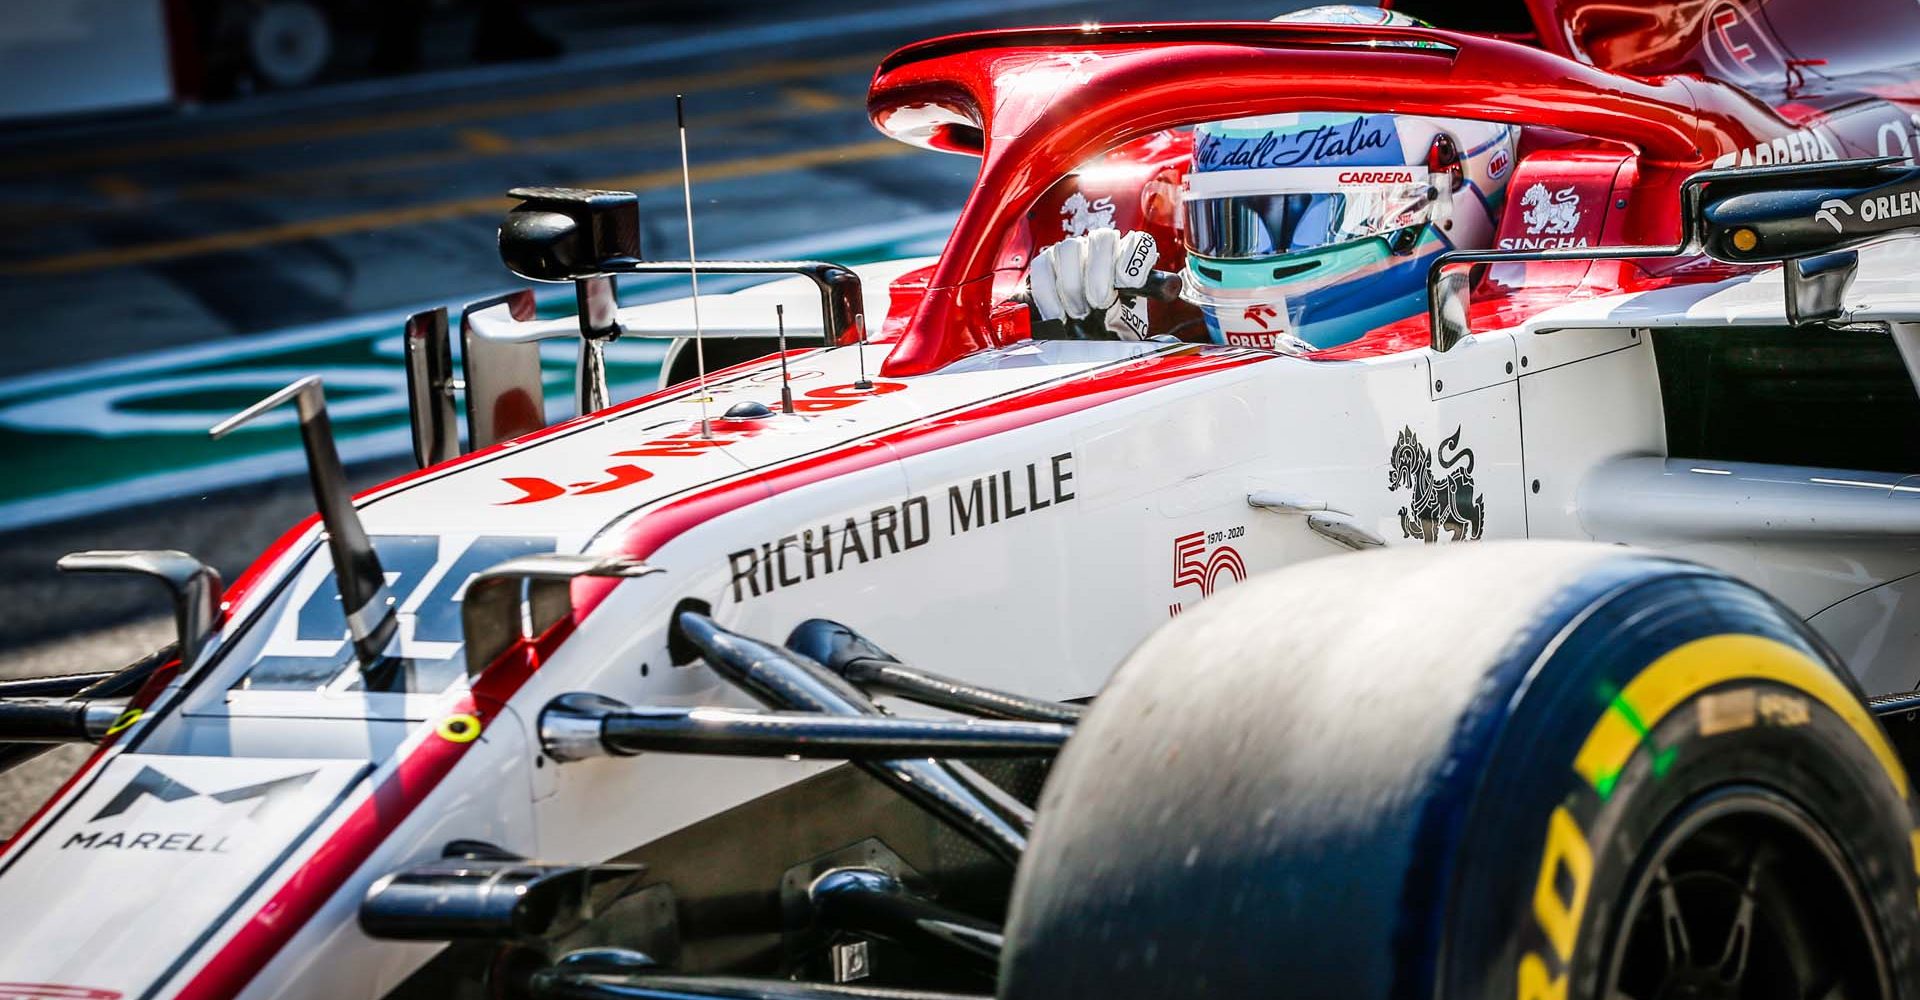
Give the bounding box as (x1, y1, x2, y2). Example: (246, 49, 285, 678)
(1060, 191, 1116, 237)
(1388, 426, 1485, 543)
(1520, 183, 1582, 235)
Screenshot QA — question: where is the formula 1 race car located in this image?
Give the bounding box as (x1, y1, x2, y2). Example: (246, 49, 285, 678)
(5, 3, 1920, 999)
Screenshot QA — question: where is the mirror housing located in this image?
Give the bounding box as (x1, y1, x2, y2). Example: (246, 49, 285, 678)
(499, 187, 642, 282)
(1426, 157, 1920, 349)
(1698, 158, 1920, 265)
(58, 550, 222, 671)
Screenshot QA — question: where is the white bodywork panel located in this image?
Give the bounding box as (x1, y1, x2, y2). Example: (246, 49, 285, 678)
(4, 235, 1919, 998)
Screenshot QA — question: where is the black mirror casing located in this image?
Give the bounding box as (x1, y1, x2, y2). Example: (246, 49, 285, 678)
(1699, 159, 1920, 264)
(499, 187, 642, 282)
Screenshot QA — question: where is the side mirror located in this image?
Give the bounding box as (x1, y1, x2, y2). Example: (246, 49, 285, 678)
(499, 187, 642, 282)
(461, 553, 661, 677)
(1698, 158, 1920, 265)
(58, 550, 222, 670)
(1425, 157, 1920, 349)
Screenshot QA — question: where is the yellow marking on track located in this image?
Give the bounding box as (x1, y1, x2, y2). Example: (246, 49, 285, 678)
(456, 128, 515, 154)
(1571, 633, 1906, 799)
(4, 138, 914, 275)
(8, 93, 856, 227)
(781, 86, 845, 112)
(0, 53, 879, 177)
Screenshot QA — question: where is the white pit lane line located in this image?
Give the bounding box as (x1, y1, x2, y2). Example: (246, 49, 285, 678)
(0, 214, 955, 533)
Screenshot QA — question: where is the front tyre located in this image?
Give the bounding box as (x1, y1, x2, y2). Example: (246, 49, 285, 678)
(1001, 543, 1920, 1000)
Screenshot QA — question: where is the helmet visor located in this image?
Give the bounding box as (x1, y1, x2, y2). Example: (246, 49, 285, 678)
(1183, 166, 1434, 260)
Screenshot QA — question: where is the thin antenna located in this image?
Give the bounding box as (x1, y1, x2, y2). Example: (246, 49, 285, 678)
(676, 94, 712, 439)
(852, 311, 872, 391)
(775, 304, 795, 415)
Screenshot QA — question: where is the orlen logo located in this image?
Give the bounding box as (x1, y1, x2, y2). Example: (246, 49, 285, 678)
(1168, 528, 1246, 617)
(1338, 170, 1415, 185)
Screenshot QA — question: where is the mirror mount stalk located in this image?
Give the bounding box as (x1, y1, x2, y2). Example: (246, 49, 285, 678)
(1427, 157, 1918, 350)
(211, 377, 396, 670)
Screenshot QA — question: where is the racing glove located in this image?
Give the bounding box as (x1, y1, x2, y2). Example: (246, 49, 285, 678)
(1029, 228, 1159, 339)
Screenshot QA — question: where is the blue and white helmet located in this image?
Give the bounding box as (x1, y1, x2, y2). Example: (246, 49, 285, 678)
(1180, 7, 1517, 352)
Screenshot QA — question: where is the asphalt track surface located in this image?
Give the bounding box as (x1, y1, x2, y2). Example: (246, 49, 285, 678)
(0, 0, 1298, 834)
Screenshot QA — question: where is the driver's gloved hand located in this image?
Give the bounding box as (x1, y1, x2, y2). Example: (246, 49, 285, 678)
(1030, 228, 1159, 339)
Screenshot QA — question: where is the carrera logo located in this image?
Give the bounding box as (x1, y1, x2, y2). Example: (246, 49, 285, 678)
(1337, 170, 1414, 185)
(1710, 127, 1838, 169)
(0, 985, 121, 1000)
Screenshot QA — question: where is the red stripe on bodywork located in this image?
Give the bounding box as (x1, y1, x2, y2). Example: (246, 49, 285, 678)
(171, 621, 572, 1000)
(576, 346, 1270, 613)
(169, 345, 1270, 997)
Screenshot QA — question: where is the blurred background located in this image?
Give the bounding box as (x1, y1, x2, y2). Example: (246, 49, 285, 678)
(0, 0, 1325, 832)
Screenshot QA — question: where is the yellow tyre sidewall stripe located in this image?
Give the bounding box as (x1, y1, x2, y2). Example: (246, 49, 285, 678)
(1571, 633, 1907, 801)
(1519, 632, 1910, 999)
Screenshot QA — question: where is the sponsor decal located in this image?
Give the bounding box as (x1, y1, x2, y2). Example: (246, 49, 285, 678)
(726, 453, 1075, 601)
(1710, 126, 1839, 169)
(1815, 198, 1854, 232)
(1194, 115, 1399, 171)
(1388, 426, 1485, 543)
(1519, 182, 1581, 236)
(1223, 329, 1283, 350)
(1815, 189, 1920, 233)
(1874, 112, 1920, 164)
(58, 765, 318, 853)
(1700, 0, 1788, 85)
(1825, 190, 1920, 232)
(1499, 182, 1589, 250)
(1240, 304, 1283, 330)
(0, 986, 121, 1000)
(1060, 191, 1116, 237)
(1336, 170, 1416, 185)
(1487, 147, 1511, 180)
(1167, 526, 1246, 617)
(501, 381, 906, 505)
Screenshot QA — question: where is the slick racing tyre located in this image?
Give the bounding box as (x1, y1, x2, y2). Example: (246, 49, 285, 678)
(1001, 543, 1920, 1000)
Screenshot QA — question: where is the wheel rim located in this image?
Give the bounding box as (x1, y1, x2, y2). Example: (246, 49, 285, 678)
(1602, 788, 1891, 1000)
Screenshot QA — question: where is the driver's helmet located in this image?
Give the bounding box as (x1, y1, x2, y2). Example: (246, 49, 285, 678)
(1180, 6, 1518, 352)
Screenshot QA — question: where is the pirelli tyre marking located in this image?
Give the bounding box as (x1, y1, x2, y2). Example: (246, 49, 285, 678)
(1572, 634, 1906, 801)
(1518, 632, 1917, 999)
